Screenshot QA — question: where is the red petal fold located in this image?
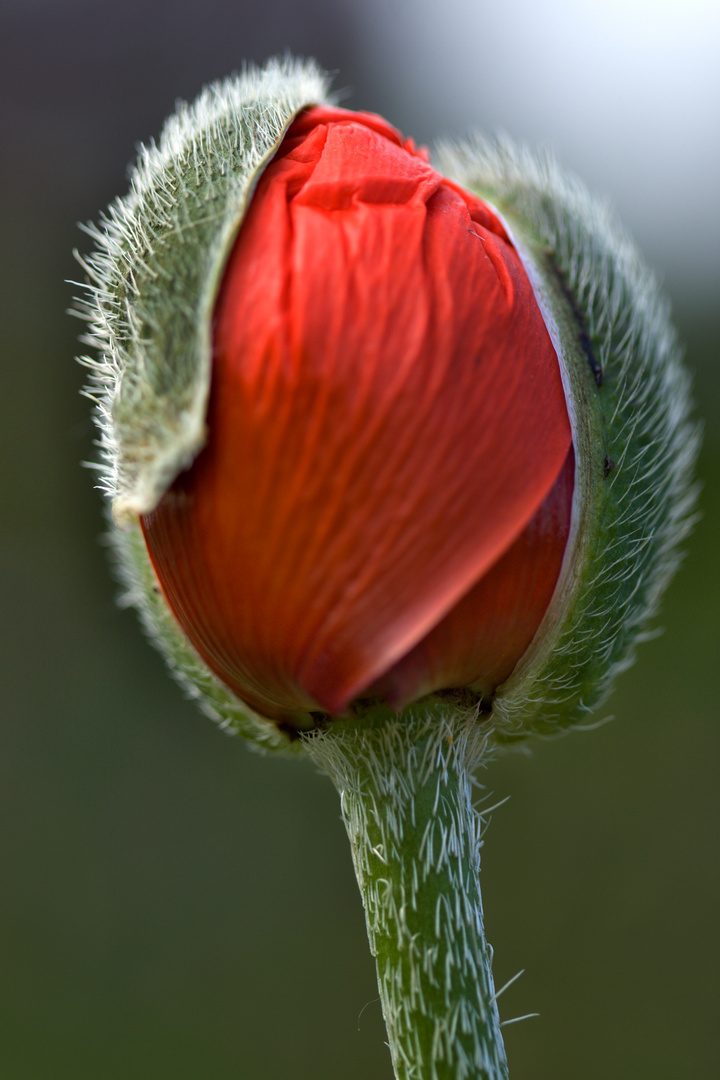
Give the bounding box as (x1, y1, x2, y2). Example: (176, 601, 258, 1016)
(367, 445, 575, 710)
(142, 107, 572, 718)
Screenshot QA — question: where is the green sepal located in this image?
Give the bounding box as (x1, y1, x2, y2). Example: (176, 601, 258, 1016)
(436, 138, 699, 739)
(76, 57, 331, 523)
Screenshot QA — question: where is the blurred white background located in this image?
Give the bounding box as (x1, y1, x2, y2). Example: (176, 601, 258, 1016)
(354, 0, 720, 307)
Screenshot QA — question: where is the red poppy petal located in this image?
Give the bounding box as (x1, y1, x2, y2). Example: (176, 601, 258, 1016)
(141, 109, 572, 718)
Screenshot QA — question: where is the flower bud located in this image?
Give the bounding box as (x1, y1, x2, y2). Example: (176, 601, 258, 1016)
(76, 58, 698, 749)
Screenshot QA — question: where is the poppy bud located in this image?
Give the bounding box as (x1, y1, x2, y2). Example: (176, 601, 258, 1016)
(76, 58, 698, 749)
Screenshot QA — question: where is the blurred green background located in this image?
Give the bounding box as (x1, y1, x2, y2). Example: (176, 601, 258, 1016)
(1, 1, 717, 1078)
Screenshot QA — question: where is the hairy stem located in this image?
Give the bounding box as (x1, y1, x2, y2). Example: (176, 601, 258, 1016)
(305, 705, 508, 1080)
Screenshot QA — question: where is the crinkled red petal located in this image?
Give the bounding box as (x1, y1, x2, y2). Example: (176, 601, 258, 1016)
(141, 107, 572, 718)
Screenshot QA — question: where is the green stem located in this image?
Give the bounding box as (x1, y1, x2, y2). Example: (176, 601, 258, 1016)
(306, 705, 508, 1080)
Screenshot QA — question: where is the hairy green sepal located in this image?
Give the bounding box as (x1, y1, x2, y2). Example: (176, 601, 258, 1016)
(78, 57, 330, 523)
(436, 139, 699, 739)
